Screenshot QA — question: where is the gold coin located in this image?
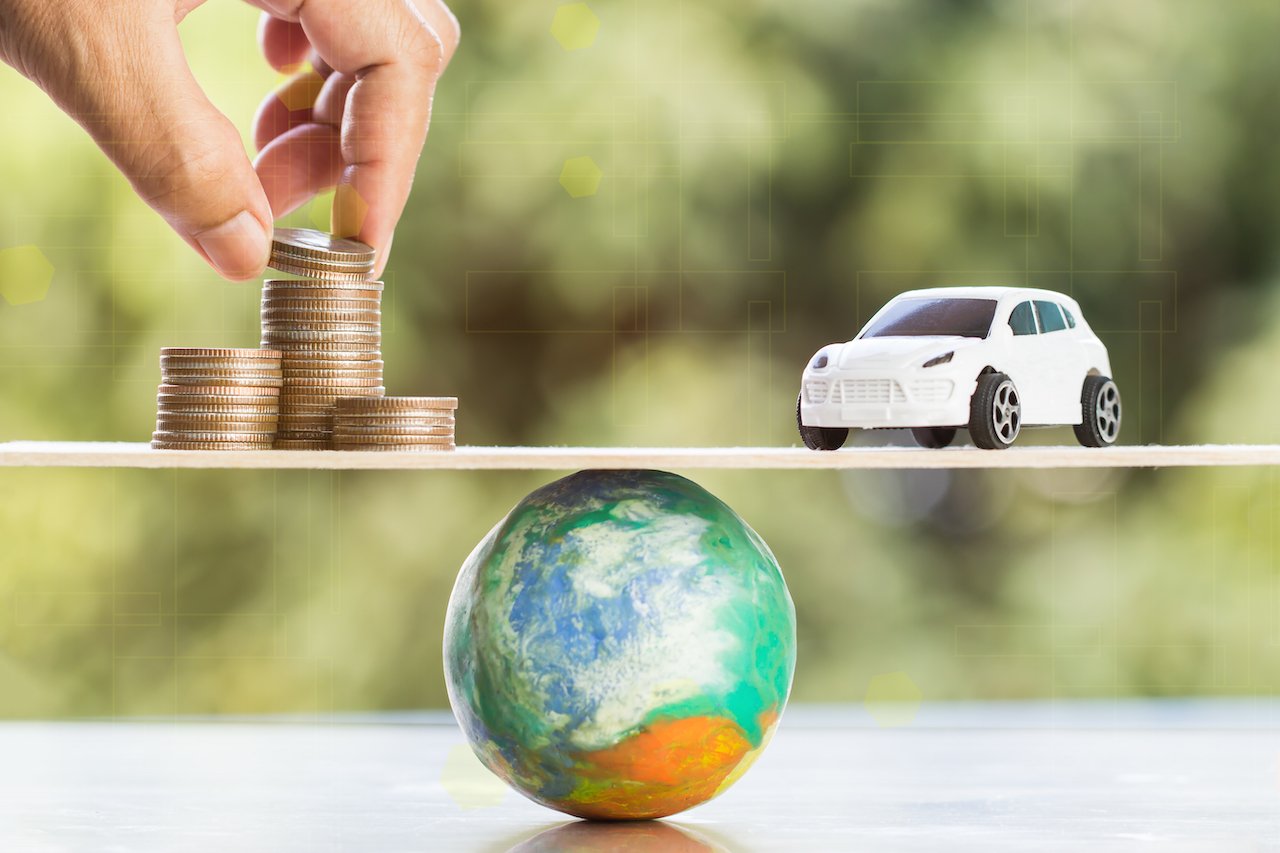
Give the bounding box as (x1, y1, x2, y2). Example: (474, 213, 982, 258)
(259, 306, 378, 318)
(161, 369, 284, 379)
(334, 417, 454, 428)
(156, 422, 278, 434)
(265, 277, 382, 291)
(157, 403, 280, 415)
(153, 429, 277, 441)
(157, 398, 280, 411)
(284, 368, 384, 378)
(159, 371, 282, 384)
(261, 294, 383, 307)
(335, 396, 458, 411)
(157, 411, 278, 424)
(160, 362, 283, 374)
(281, 356, 383, 367)
(259, 313, 378, 324)
(331, 433, 455, 445)
(263, 330, 380, 342)
(286, 379, 385, 390)
(334, 427, 455, 439)
(159, 347, 282, 359)
(332, 407, 453, 417)
(270, 229, 376, 263)
(334, 442, 456, 452)
(158, 384, 280, 397)
(273, 439, 333, 451)
(152, 440, 275, 451)
(268, 254, 375, 277)
(267, 261, 375, 281)
(266, 340, 382, 353)
(156, 411, 278, 425)
(270, 244, 375, 264)
(263, 329, 380, 337)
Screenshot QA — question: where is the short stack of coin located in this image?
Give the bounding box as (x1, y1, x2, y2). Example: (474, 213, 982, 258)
(332, 397, 457, 452)
(262, 274, 386, 449)
(151, 348, 282, 450)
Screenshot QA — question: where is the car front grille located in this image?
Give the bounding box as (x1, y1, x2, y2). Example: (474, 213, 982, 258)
(836, 378, 906, 404)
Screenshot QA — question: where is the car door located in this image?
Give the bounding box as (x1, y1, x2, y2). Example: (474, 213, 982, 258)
(1033, 300, 1084, 423)
(1002, 299, 1054, 424)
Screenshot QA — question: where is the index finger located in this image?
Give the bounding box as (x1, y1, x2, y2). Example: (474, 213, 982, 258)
(247, 0, 455, 274)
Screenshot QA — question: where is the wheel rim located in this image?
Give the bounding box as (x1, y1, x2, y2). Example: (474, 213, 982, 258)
(1094, 380, 1121, 442)
(991, 380, 1021, 444)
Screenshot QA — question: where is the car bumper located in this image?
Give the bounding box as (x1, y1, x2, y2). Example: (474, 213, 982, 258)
(799, 373, 973, 428)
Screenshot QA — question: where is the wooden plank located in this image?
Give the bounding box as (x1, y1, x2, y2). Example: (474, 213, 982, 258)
(1, 441, 1279, 470)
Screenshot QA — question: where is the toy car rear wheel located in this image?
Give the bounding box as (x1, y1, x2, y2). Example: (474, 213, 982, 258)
(968, 373, 1020, 450)
(911, 427, 956, 449)
(796, 395, 848, 451)
(1074, 375, 1121, 447)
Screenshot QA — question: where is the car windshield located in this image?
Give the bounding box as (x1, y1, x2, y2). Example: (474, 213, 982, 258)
(861, 297, 998, 339)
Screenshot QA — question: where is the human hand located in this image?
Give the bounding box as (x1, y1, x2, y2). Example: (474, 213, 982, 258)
(0, 0, 459, 280)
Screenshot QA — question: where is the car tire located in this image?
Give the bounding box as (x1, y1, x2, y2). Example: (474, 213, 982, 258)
(1074, 375, 1121, 447)
(796, 395, 848, 451)
(911, 427, 956, 449)
(968, 373, 1021, 450)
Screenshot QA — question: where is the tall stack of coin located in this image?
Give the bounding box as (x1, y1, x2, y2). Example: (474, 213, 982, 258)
(151, 348, 282, 450)
(262, 229, 385, 450)
(332, 397, 458, 451)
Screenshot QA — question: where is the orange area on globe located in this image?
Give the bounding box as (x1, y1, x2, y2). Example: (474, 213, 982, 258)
(566, 715, 755, 819)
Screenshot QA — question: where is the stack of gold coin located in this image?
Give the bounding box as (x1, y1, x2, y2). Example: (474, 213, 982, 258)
(332, 397, 458, 451)
(151, 348, 282, 450)
(261, 274, 385, 449)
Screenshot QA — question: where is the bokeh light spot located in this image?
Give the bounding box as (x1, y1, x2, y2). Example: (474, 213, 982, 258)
(440, 743, 508, 809)
(332, 183, 370, 239)
(274, 67, 324, 113)
(0, 245, 54, 305)
(864, 671, 922, 728)
(551, 3, 601, 51)
(559, 156, 603, 198)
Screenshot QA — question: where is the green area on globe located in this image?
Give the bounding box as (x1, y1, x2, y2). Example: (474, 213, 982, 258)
(444, 469, 796, 820)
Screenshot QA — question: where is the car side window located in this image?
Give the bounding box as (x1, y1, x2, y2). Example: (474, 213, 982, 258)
(1008, 301, 1038, 336)
(1035, 300, 1068, 333)
(1062, 307, 1077, 328)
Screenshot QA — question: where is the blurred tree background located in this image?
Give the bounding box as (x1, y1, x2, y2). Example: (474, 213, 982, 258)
(2, 0, 1280, 716)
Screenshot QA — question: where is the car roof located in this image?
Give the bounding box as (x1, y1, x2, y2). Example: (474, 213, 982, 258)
(890, 286, 1082, 307)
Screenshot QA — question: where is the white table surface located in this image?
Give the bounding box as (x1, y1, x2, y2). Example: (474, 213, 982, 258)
(2, 701, 1278, 852)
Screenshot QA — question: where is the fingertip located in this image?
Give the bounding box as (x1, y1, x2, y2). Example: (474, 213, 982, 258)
(258, 14, 311, 73)
(194, 210, 271, 281)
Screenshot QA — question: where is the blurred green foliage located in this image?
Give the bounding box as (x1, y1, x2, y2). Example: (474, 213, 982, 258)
(2, 0, 1280, 715)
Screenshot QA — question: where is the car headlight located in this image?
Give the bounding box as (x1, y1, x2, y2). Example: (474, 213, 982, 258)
(810, 353, 829, 369)
(922, 351, 954, 368)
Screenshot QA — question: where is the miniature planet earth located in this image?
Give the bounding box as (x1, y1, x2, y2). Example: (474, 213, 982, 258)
(443, 469, 796, 820)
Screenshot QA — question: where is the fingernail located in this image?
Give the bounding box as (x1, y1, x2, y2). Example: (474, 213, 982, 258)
(195, 211, 270, 280)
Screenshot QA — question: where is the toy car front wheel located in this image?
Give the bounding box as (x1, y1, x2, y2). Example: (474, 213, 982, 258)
(1074, 375, 1121, 447)
(968, 373, 1021, 450)
(796, 395, 848, 451)
(911, 427, 956, 449)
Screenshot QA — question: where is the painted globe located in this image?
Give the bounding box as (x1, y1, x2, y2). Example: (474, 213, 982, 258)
(443, 469, 796, 820)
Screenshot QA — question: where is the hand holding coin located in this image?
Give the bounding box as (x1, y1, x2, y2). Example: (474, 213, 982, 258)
(0, 0, 459, 280)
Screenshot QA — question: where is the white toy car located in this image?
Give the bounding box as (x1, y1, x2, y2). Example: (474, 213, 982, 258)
(797, 287, 1121, 450)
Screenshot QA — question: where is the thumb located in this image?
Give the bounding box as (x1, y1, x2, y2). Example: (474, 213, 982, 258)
(59, 15, 273, 280)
